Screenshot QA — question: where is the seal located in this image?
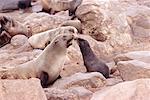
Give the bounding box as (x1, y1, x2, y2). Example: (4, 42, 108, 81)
(18, 0, 32, 10)
(60, 20, 82, 34)
(28, 26, 78, 49)
(0, 16, 31, 37)
(76, 38, 109, 78)
(0, 34, 74, 87)
(41, 0, 82, 15)
(69, 0, 83, 16)
(0, 0, 31, 12)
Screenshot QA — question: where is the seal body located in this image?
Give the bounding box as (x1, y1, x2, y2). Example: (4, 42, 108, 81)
(77, 38, 109, 78)
(0, 34, 74, 87)
(41, 0, 82, 15)
(0, 0, 31, 12)
(28, 26, 77, 49)
(18, 0, 32, 9)
(0, 16, 31, 37)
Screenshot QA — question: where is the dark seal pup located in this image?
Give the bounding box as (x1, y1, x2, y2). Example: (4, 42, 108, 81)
(18, 0, 32, 10)
(0, 0, 31, 12)
(76, 38, 109, 78)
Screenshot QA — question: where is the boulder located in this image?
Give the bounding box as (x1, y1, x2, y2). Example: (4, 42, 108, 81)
(91, 79, 150, 100)
(76, 0, 107, 41)
(117, 60, 150, 81)
(23, 12, 71, 35)
(45, 87, 92, 100)
(0, 78, 47, 100)
(114, 51, 150, 64)
(52, 72, 106, 91)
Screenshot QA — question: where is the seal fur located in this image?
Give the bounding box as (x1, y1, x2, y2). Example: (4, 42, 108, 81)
(41, 0, 82, 15)
(28, 26, 77, 49)
(76, 38, 109, 78)
(0, 16, 31, 37)
(0, 34, 74, 87)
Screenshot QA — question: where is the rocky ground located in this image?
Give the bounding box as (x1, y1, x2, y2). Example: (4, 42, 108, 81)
(0, 0, 150, 100)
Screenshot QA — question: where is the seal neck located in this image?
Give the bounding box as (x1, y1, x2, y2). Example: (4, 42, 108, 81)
(79, 42, 96, 61)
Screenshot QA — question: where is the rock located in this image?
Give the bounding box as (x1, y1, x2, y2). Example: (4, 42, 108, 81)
(52, 72, 106, 91)
(114, 51, 150, 64)
(11, 35, 28, 47)
(61, 45, 86, 77)
(23, 12, 71, 35)
(126, 5, 150, 38)
(0, 78, 47, 100)
(117, 60, 150, 81)
(106, 77, 123, 86)
(76, 0, 107, 41)
(91, 79, 150, 100)
(45, 87, 92, 100)
(45, 88, 78, 100)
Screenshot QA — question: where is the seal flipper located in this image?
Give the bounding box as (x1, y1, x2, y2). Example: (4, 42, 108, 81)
(40, 71, 49, 88)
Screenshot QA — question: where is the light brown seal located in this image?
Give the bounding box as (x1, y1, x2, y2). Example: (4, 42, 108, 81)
(0, 16, 31, 37)
(28, 26, 78, 49)
(0, 34, 74, 87)
(41, 0, 82, 15)
(76, 38, 109, 78)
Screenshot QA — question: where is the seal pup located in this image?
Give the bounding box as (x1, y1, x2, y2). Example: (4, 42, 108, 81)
(18, 0, 32, 11)
(0, 34, 74, 87)
(41, 0, 82, 15)
(28, 26, 78, 49)
(76, 38, 109, 78)
(0, 0, 32, 12)
(0, 16, 31, 37)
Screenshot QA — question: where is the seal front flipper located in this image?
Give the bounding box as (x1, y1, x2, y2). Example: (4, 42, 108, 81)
(40, 71, 49, 88)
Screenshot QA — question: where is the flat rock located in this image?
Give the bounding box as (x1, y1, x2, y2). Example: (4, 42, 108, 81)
(52, 72, 106, 91)
(114, 51, 150, 64)
(117, 60, 150, 81)
(0, 78, 47, 100)
(91, 79, 150, 100)
(45, 87, 92, 100)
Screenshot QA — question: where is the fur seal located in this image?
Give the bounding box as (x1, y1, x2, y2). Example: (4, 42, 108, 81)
(28, 26, 78, 49)
(41, 0, 82, 15)
(0, 0, 31, 12)
(0, 34, 74, 87)
(0, 16, 31, 37)
(18, 0, 32, 10)
(76, 38, 109, 78)
(60, 20, 82, 34)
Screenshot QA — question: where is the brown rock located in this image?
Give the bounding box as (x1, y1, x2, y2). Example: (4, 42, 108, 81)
(117, 60, 150, 81)
(76, 0, 107, 41)
(61, 45, 86, 77)
(23, 12, 71, 35)
(10, 35, 28, 47)
(91, 79, 150, 100)
(114, 51, 150, 64)
(45, 87, 92, 100)
(52, 72, 106, 91)
(0, 78, 47, 100)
